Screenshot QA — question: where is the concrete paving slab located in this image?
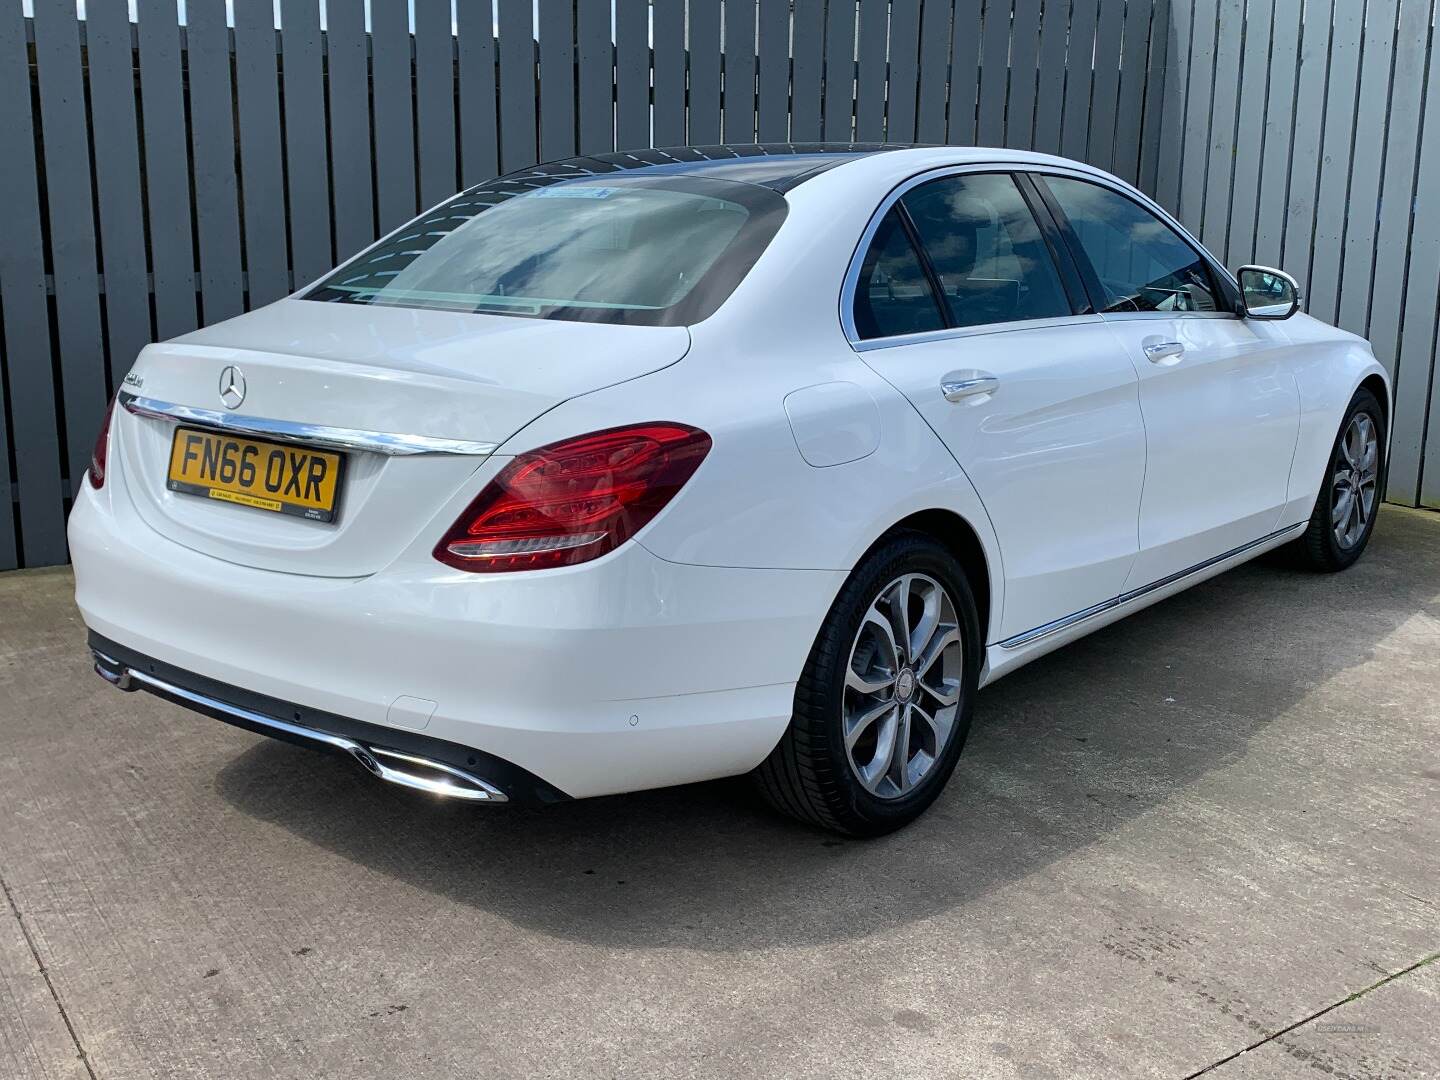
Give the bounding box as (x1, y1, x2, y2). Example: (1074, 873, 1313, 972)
(1204, 957, 1438, 1078)
(0, 876, 90, 1080)
(0, 508, 1437, 1078)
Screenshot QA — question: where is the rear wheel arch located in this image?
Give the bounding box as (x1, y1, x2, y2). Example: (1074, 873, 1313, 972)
(865, 509, 994, 647)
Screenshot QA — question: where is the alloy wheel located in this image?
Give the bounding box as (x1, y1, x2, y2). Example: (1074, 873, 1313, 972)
(843, 573, 965, 799)
(1331, 412, 1379, 549)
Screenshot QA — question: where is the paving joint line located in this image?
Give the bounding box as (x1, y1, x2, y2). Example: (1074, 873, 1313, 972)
(1181, 950, 1440, 1078)
(1, 871, 100, 1080)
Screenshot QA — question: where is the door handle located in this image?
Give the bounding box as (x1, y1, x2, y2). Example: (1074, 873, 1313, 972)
(1143, 340, 1185, 363)
(941, 374, 999, 402)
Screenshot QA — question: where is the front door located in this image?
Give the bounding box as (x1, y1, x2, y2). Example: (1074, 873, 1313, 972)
(849, 171, 1147, 643)
(1037, 174, 1301, 589)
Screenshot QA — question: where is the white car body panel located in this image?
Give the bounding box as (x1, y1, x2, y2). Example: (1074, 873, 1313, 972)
(1104, 310, 1301, 590)
(69, 145, 1391, 803)
(858, 317, 1146, 642)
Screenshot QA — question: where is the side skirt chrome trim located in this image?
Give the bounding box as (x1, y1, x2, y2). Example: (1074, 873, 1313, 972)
(94, 654, 507, 802)
(118, 391, 498, 457)
(996, 524, 1306, 650)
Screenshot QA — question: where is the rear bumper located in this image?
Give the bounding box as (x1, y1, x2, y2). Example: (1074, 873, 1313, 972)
(90, 634, 559, 804)
(70, 482, 843, 798)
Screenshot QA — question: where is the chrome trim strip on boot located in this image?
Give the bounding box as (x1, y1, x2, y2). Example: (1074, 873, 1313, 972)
(118, 391, 498, 457)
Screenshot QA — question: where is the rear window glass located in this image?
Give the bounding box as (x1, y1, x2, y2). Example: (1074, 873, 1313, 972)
(305, 175, 787, 326)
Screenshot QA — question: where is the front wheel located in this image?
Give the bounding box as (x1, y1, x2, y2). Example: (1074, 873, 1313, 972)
(1292, 387, 1385, 572)
(753, 532, 982, 836)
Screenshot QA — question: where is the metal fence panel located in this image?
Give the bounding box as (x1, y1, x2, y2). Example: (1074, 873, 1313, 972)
(1031, 0, 1068, 154)
(652, 1, 686, 144)
(417, 0, 460, 206)
(856, 0, 890, 141)
(727, 0, 760, 142)
(537, 0, 576, 162)
(1088, 0, 1127, 173)
(32, 1, 106, 493)
(1005, 0, 1042, 152)
(690, 0, 723, 144)
(0, 4, 60, 567)
(824, 0, 856, 142)
(614, 0, 650, 151)
(235, 0, 291, 305)
(791, 0, 826, 140)
(188, 0, 246, 324)
(976, 0, 1009, 147)
(328, 0, 377, 256)
(137, 0, 198, 339)
(916, 0, 951, 143)
(84, 0, 151, 386)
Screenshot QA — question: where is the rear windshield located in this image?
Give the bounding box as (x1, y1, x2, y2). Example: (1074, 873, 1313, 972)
(305, 175, 787, 326)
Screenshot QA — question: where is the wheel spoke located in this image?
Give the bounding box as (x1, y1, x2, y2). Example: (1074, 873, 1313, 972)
(1340, 429, 1358, 468)
(916, 625, 960, 677)
(861, 607, 900, 669)
(920, 676, 961, 708)
(886, 577, 914, 662)
(1332, 487, 1354, 528)
(1359, 440, 1378, 475)
(846, 666, 895, 695)
(845, 699, 896, 752)
(860, 710, 900, 788)
(889, 706, 913, 794)
(908, 582, 941, 660)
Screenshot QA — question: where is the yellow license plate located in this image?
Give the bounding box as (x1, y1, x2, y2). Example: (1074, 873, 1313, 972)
(167, 428, 345, 523)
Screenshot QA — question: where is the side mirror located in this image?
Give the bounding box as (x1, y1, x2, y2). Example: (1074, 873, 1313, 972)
(1237, 265, 1300, 320)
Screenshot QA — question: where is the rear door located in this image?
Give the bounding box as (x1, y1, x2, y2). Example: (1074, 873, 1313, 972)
(1034, 173, 1300, 590)
(850, 170, 1147, 644)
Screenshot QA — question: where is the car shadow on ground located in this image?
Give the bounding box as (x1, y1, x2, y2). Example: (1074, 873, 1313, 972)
(216, 515, 1439, 952)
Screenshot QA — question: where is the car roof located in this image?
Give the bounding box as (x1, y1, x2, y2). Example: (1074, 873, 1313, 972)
(467, 143, 930, 198)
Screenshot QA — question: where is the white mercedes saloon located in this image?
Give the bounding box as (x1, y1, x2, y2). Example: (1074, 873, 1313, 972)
(71, 144, 1390, 835)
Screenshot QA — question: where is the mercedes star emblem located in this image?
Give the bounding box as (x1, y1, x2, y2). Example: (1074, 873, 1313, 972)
(218, 365, 247, 410)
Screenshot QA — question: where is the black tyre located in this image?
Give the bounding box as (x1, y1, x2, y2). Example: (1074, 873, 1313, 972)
(753, 532, 982, 836)
(1292, 387, 1385, 572)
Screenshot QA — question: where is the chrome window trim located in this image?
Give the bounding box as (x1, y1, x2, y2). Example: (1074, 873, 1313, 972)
(995, 522, 1306, 649)
(1099, 310, 1241, 322)
(852, 312, 1104, 352)
(118, 390, 499, 457)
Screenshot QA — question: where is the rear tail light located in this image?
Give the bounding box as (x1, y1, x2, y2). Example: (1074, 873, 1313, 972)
(435, 422, 712, 572)
(88, 396, 117, 489)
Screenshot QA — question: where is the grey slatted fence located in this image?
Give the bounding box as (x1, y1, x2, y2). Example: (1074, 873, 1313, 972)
(1153, 0, 1440, 508)
(4, 0, 1431, 573)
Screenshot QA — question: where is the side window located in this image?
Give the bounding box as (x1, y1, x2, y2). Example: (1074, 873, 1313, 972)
(852, 209, 946, 341)
(1043, 176, 1222, 314)
(901, 173, 1072, 328)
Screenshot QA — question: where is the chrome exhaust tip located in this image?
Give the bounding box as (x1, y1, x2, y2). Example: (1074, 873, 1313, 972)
(350, 745, 508, 802)
(92, 650, 507, 803)
(93, 651, 136, 691)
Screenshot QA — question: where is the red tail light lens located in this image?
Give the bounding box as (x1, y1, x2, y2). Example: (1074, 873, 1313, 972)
(435, 422, 712, 572)
(88, 396, 117, 489)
